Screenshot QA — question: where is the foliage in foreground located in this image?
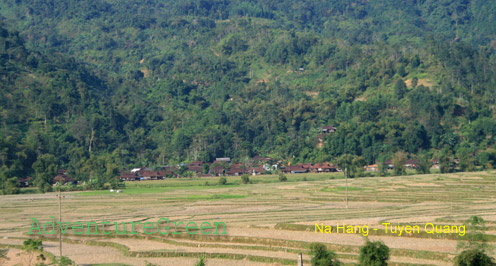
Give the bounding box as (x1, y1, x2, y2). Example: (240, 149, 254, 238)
(359, 240, 390, 266)
(310, 243, 342, 266)
(455, 215, 495, 266)
(195, 255, 206, 266)
(22, 239, 43, 252)
(453, 249, 495, 266)
(57, 256, 75, 266)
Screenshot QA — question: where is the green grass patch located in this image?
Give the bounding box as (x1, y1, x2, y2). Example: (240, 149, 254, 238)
(0, 248, 7, 258)
(19, 187, 39, 194)
(162, 194, 246, 201)
(78, 173, 343, 196)
(78, 185, 235, 196)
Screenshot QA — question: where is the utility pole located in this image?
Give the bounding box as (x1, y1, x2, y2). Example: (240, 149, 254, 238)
(58, 190, 63, 258)
(298, 253, 303, 266)
(345, 169, 348, 209)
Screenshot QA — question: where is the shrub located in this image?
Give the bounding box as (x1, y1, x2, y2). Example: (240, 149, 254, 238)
(377, 156, 389, 177)
(278, 173, 287, 182)
(454, 249, 495, 266)
(241, 174, 250, 184)
(310, 243, 342, 266)
(22, 239, 43, 252)
(218, 177, 227, 185)
(392, 151, 407, 176)
(359, 240, 390, 266)
(416, 153, 431, 174)
(195, 255, 206, 266)
(58, 256, 74, 266)
(439, 149, 453, 173)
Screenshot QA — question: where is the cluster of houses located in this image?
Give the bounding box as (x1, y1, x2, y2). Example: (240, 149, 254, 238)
(119, 156, 277, 181)
(119, 156, 446, 181)
(281, 163, 337, 174)
(364, 158, 443, 172)
(18, 169, 78, 187)
(119, 156, 341, 181)
(16, 156, 445, 187)
(364, 159, 421, 172)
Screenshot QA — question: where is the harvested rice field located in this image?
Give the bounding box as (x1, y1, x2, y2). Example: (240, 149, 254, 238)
(1, 171, 495, 265)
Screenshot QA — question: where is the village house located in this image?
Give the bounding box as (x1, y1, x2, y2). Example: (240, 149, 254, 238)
(226, 167, 247, 176)
(311, 163, 336, 173)
(121, 168, 165, 181)
(17, 176, 31, 187)
(215, 157, 231, 163)
(187, 161, 204, 174)
(120, 172, 139, 181)
(365, 164, 379, 172)
(384, 160, 394, 169)
(210, 165, 225, 176)
(249, 166, 265, 175)
(139, 171, 164, 180)
(53, 170, 77, 186)
(300, 163, 313, 170)
(188, 161, 203, 167)
(163, 165, 179, 177)
(405, 159, 419, 169)
(282, 165, 308, 174)
(321, 125, 337, 133)
(252, 156, 273, 163)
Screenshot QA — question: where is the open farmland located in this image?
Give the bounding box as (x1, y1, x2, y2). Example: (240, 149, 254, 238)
(1, 171, 496, 266)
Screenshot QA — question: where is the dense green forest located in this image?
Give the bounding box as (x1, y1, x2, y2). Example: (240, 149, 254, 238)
(1, 0, 496, 193)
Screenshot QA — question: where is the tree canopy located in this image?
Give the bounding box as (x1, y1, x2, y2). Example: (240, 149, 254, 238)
(0, 1, 496, 192)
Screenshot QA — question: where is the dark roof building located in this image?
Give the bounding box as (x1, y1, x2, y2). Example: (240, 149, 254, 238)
(227, 167, 247, 176)
(211, 165, 225, 176)
(282, 165, 308, 174)
(311, 163, 336, 172)
(321, 126, 337, 133)
(53, 174, 77, 185)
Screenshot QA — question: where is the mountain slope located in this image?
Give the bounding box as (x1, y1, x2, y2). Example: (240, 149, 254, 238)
(0, 0, 496, 191)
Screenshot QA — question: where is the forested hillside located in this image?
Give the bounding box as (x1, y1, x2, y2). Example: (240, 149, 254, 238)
(1, 0, 496, 193)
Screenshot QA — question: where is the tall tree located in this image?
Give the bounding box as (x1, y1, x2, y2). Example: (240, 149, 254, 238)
(416, 153, 432, 174)
(439, 149, 453, 173)
(392, 151, 407, 176)
(32, 154, 57, 193)
(394, 79, 407, 100)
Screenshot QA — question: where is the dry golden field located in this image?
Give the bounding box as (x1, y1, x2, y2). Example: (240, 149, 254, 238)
(0, 171, 495, 266)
